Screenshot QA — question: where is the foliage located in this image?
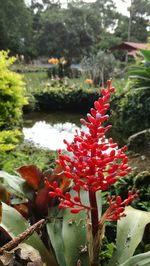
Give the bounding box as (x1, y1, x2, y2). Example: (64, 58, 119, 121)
(112, 50, 150, 137)
(127, 49, 150, 91)
(107, 207, 150, 266)
(0, 51, 27, 130)
(44, 80, 138, 265)
(109, 50, 150, 138)
(36, 0, 116, 60)
(0, 0, 149, 60)
(23, 70, 127, 96)
(114, 0, 150, 45)
(0, 202, 57, 265)
(110, 89, 150, 138)
(129, 0, 150, 42)
(33, 79, 100, 112)
(0, 0, 35, 57)
(23, 71, 113, 113)
(0, 129, 22, 152)
(81, 51, 117, 86)
(0, 142, 56, 174)
(0, 81, 149, 266)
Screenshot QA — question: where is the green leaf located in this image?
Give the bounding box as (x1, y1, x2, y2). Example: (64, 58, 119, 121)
(0, 202, 2, 223)
(0, 203, 58, 266)
(108, 206, 150, 266)
(120, 251, 150, 266)
(62, 206, 90, 266)
(0, 170, 33, 200)
(47, 207, 66, 266)
(140, 49, 150, 62)
(47, 189, 102, 266)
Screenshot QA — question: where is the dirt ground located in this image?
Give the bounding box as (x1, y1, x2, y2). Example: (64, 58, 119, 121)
(128, 151, 150, 173)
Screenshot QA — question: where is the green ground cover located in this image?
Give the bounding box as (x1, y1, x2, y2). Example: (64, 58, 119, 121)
(23, 69, 128, 95)
(0, 142, 56, 174)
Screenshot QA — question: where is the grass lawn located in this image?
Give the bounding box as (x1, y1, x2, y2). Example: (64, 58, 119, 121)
(23, 69, 128, 95)
(23, 71, 48, 93)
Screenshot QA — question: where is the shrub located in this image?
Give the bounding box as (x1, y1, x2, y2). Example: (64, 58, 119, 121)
(0, 142, 56, 173)
(34, 80, 99, 112)
(0, 129, 23, 152)
(127, 49, 150, 91)
(110, 89, 150, 138)
(0, 51, 27, 130)
(110, 50, 150, 139)
(81, 51, 117, 86)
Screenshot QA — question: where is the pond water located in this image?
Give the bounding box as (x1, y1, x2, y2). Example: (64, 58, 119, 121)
(23, 112, 86, 150)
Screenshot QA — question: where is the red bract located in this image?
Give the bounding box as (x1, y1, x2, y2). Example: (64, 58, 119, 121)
(46, 80, 137, 219)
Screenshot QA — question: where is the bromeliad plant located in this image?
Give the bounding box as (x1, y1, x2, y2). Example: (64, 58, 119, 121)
(45, 80, 137, 266)
(1, 80, 150, 266)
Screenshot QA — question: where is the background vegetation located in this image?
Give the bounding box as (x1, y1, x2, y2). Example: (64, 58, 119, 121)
(0, 0, 150, 61)
(0, 1, 150, 265)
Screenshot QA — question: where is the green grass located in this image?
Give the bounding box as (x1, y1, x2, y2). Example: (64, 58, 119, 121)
(23, 69, 128, 95)
(23, 71, 48, 93)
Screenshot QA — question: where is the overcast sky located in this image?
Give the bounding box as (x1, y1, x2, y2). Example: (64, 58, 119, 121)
(25, 0, 130, 16)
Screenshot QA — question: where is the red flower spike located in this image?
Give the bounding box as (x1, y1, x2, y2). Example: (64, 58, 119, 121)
(45, 80, 137, 224)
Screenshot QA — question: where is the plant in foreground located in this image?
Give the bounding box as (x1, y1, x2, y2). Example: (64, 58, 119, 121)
(45, 80, 137, 266)
(1, 80, 150, 266)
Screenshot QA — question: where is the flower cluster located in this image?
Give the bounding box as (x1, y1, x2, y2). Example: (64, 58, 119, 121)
(48, 57, 59, 65)
(106, 191, 138, 221)
(46, 80, 137, 220)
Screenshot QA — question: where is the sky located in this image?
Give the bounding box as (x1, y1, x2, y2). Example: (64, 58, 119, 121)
(77, 0, 130, 16)
(25, 0, 130, 16)
(114, 0, 130, 16)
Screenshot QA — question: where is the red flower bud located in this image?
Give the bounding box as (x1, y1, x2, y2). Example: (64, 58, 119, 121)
(101, 88, 107, 96)
(74, 196, 80, 202)
(55, 188, 63, 196)
(49, 192, 56, 197)
(71, 208, 81, 214)
(116, 196, 122, 205)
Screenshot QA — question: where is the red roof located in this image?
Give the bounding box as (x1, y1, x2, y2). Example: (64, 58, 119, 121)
(110, 42, 150, 51)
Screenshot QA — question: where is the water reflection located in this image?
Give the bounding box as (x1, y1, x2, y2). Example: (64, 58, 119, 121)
(23, 112, 86, 150)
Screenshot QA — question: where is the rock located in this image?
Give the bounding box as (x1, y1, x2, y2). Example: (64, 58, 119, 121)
(134, 171, 150, 187)
(127, 129, 150, 153)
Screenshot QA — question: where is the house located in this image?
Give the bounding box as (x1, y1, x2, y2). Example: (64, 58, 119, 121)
(110, 41, 150, 58)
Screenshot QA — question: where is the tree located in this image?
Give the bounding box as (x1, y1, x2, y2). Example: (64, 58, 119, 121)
(36, 0, 117, 60)
(115, 0, 150, 43)
(0, 0, 34, 57)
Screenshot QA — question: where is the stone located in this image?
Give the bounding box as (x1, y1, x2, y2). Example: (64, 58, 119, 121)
(127, 129, 150, 153)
